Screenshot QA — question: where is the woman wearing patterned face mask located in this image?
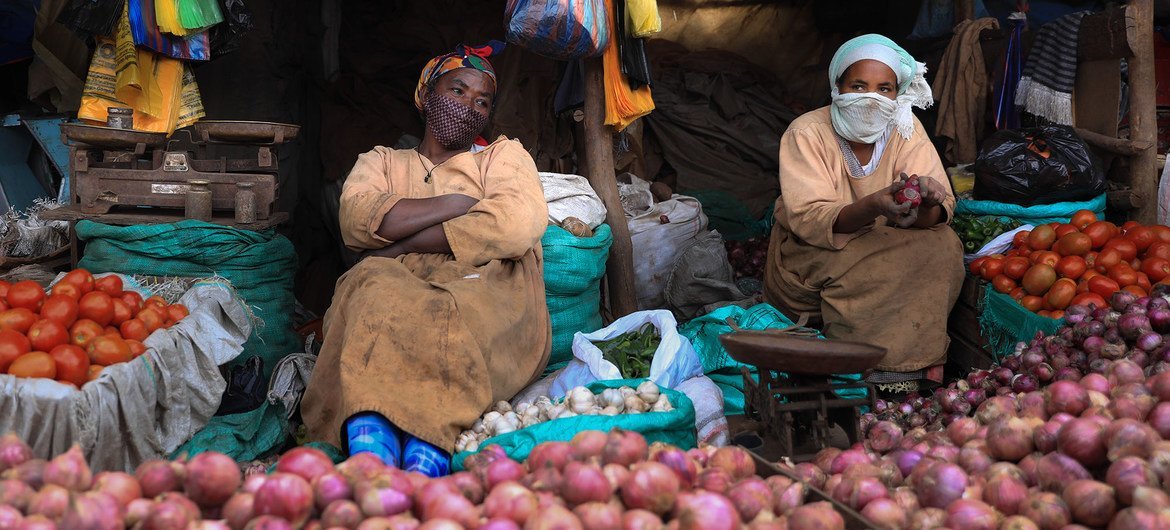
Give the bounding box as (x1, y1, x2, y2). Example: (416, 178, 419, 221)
(763, 34, 965, 397)
(302, 42, 551, 477)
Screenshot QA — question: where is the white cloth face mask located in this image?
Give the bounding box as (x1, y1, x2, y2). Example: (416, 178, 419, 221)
(830, 91, 898, 144)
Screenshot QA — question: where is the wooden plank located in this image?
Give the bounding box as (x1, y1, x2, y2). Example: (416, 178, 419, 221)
(39, 203, 288, 230)
(1127, 0, 1159, 225)
(582, 57, 638, 318)
(1078, 7, 1134, 60)
(1074, 60, 1121, 152)
(1074, 127, 1152, 156)
(949, 332, 997, 371)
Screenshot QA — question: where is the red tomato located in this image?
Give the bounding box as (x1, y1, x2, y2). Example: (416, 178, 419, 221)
(1054, 232, 1092, 256)
(1023, 264, 1058, 295)
(1021, 295, 1045, 312)
(27, 320, 68, 352)
(1142, 257, 1170, 283)
(60, 269, 94, 295)
(1127, 226, 1157, 252)
(6, 281, 44, 312)
(49, 344, 89, 387)
(1054, 224, 1079, 239)
(7, 352, 54, 379)
(1070, 210, 1098, 229)
(94, 275, 123, 297)
(969, 257, 989, 276)
(39, 295, 79, 328)
(1003, 257, 1031, 280)
(144, 296, 167, 309)
(1088, 276, 1122, 299)
(1147, 242, 1170, 261)
(1107, 263, 1139, 287)
(136, 308, 165, 333)
(110, 300, 133, 326)
(69, 319, 104, 348)
(1104, 239, 1139, 262)
(1055, 255, 1088, 280)
(1071, 292, 1109, 310)
(125, 339, 146, 359)
(1083, 221, 1114, 250)
(1123, 285, 1148, 297)
(87, 336, 132, 366)
(0, 329, 31, 373)
(119, 319, 149, 342)
(119, 291, 144, 315)
(77, 292, 114, 327)
(0, 308, 37, 334)
(1012, 231, 1031, 249)
(87, 365, 103, 382)
(1031, 251, 1061, 268)
(49, 282, 81, 301)
(992, 275, 1017, 294)
(165, 304, 189, 323)
(1095, 248, 1123, 273)
(1151, 225, 1170, 243)
(1121, 221, 1141, 234)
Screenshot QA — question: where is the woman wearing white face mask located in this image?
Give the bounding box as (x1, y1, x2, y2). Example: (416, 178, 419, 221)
(763, 34, 965, 396)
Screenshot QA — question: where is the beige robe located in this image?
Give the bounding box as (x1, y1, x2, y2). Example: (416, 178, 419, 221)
(302, 137, 551, 451)
(764, 107, 965, 372)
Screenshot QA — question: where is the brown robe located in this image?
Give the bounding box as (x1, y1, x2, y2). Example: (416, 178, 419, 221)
(302, 137, 551, 451)
(764, 107, 965, 372)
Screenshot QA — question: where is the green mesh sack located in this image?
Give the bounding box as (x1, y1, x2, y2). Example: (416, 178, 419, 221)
(979, 288, 1063, 360)
(75, 220, 300, 461)
(452, 379, 696, 470)
(542, 224, 612, 372)
(954, 193, 1105, 226)
(686, 190, 773, 242)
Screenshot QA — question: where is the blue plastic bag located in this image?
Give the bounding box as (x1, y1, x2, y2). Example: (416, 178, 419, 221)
(505, 0, 609, 60)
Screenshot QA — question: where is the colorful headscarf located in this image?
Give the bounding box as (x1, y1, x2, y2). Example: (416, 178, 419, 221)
(828, 34, 933, 140)
(414, 40, 505, 112)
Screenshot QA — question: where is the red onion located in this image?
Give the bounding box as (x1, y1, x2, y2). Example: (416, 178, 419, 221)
(832, 476, 887, 511)
(1105, 456, 1159, 505)
(311, 471, 352, 511)
(569, 431, 608, 462)
(0, 505, 20, 528)
(907, 507, 946, 530)
(727, 477, 774, 521)
(998, 515, 1040, 530)
(621, 462, 679, 515)
(449, 471, 486, 504)
(92, 471, 141, 508)
(812, 448, 840, 474)
(828, 449, 871, 476)
(945, 499, 1000, 530)
(1036, 453, 1091, 492)
(135, 460, 183, 499)
(650, 446, 698, 489)
(986, 417, 1034, 462)
(0, 434, 33, 472)
(1019, 491, 1071, 530)
(926, 444, 960, 464)
(1012, 373, 1039, 393)
(1046, 381, 1089, 416)
(560, 462, 611, 506)
(524, 505, 582, 530)
(673, 490, 741, 530)
(916, 462, 967, 509)
(963, 388, 988, 407)
(142, 494, 198, 530)
(601, 464, 629, 492)
(791, 463, 825, 489)
(42, 446, 92, 492)
(859, 498, 906, 530)
(336, 452, 386, 484)
(253, 472, 314, 526)
(522, 464, 563, 494)
(957, 441, 992, 476)
(1057, 418, 1107, 468)
(567, 502, 618, 530)
(319, 499, 363, 529)
(601, 430, 647, 468)
(1112, 291, 1139, 312)
(695, 467, 734, 494)
(241, 516, 294, 530)
(786, 502, 844, 530)
(479, 518, 521, 530)
(983, 474, 1028, 515)
(773, 481, 806, 515)
(976, 396, 1018, 424)
(27, 484, 69, 520)
(124, 498, 154, 528)
(0, 479, 31, 514)
(360, 485, 412, 517)
(1107, 507, 1167, 530)
(620, 509, 663, 530)
(275, 447, 333, 483)
(823, 474, 842, 496)
(1108, 359, 1146, 385)
(1034, 419, 1064, 454)
(890, 486, 919, 513)
(1149, 402, 1170, 440)
(483, 481, 537, 525)
(708, 446, 756, 481)
(1106, 418, 1159, 461)
(887, 450, 923, 478)
(474, 458, 522, 491)
(222, 492, 254, 530)
(685, 448, 707, 467)
(1148, 371, 1170, 400)
(1131, 485, 1170, 512)
(184, 451, 242, 508)
(57, 491, 121, 530)
(946, 418, 980, 446)
(1061, 479, 1117, 527)
(1117, 313, 1151, 341)
(530, 442, 574, 472)
(866, 421, 902, 454)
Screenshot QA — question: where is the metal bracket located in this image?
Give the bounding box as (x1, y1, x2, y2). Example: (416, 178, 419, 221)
(163, 152, 190, 172)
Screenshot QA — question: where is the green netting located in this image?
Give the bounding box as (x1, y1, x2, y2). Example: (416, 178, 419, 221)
(954, 193, 1106, 226)
(978, 288, 1063, 360)
(75, 220, 300, 461)
(452, 379, 696, 470)
(542, 224, 612, 372)
(677, 303, 866, 416)
(686, 190, 774, 242)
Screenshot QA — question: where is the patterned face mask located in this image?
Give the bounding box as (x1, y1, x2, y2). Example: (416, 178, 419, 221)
(424, 90, 488, 150)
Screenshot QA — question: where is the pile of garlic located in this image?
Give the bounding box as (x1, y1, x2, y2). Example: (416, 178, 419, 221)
(454, 380, 673, 453)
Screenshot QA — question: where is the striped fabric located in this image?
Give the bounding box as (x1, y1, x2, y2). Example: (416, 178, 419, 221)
(1015, 11, 1089, 125)
(505, 0, 609, 60)
(403, 437, 451, 478)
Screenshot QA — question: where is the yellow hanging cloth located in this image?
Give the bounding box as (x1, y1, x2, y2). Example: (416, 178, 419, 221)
(603, 0, 654, 131)
(626, 0, 661, 37)
(156, 0, 191, 36)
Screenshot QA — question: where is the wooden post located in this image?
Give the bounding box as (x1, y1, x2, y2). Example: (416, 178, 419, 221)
(1127, 0, 1158, 224)
(582, 57, 638, 318)
(954, 0, 975, 23)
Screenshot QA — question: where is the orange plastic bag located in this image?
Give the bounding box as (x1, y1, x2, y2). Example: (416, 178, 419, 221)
(78, 38, 204, 135)
(602, 0, 653, 131)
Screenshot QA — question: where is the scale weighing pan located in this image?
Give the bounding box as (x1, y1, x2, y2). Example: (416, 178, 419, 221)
(718, 332, 886, 375)
(193, 121, 300, 144)
(61, 123, 167, 150)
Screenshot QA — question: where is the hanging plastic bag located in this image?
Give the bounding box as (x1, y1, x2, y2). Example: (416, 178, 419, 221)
(155, 0, 190, 35)
(56, 0, 124, 38)
(972, 125, 1105, 206)
(208, 0, 254, 58)
(602, 0, 653, 130)
(626, 0, 661, 37)
(78, 38, 205, 135)
(177, 0, 224, 32)
(505, 0, 610, 60)
(128, 0, 211, 61)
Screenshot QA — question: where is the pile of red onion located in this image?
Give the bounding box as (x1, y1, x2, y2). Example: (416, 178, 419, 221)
(832, 289, 1170, 529)
(0, 430, 851, 530)
(725, 237, 770, 280)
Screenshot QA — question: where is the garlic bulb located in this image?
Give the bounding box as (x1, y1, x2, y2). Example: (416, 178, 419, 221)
(620, 387, 637, 400)
(651, 397, 672, 412)
(482, 411, 502, 428)
(471, 418, 485, 434)
(637, 381, 661, 404)
(494, 400, 513, 413)
(600, 406, 620, 416)
(625, 395, 649, 413)
(599, 388, 625, 409)
(568, 386, 596, 414)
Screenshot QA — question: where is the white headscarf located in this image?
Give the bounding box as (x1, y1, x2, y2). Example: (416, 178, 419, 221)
(828, 34, 934, 143)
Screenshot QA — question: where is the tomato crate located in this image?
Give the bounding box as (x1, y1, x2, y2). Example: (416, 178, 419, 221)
(946, 274, 997, 374)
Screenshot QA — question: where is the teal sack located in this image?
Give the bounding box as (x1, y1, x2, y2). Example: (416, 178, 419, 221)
(686, 190, 772, 242)
(954, 193, 1105, 226)
(452, 379, 696, 470)
(543, 224, 612, 372)
(75, 220, 299, 462)
(978, 287, 1062, 359)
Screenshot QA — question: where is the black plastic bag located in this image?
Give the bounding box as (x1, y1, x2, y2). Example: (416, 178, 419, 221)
(208, 0, 253, 58)
(215, 355, 265, 416)
(57, 0, 125, 38)
(972, 125, 1105, 206)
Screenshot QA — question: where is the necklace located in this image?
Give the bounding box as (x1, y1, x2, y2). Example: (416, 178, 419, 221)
(417, 151, 438, 183)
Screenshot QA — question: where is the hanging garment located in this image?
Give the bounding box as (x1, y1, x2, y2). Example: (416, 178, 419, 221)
(993, 14, 1026, 130)
(934, 17, 1000, 164)
(1015, 11, 1089, 125)
(602, 0, 654, 131)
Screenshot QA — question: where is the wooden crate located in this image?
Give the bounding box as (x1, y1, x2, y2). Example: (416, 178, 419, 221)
(947, 274, 997, 372)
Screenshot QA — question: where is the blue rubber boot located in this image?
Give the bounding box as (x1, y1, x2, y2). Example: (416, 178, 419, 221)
(402, 435, 451, 478)
(344, 412, 402, 468)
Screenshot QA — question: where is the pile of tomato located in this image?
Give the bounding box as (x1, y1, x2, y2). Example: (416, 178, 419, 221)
(967, 210, 1170, 319)
(0, 268, 189, 387)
